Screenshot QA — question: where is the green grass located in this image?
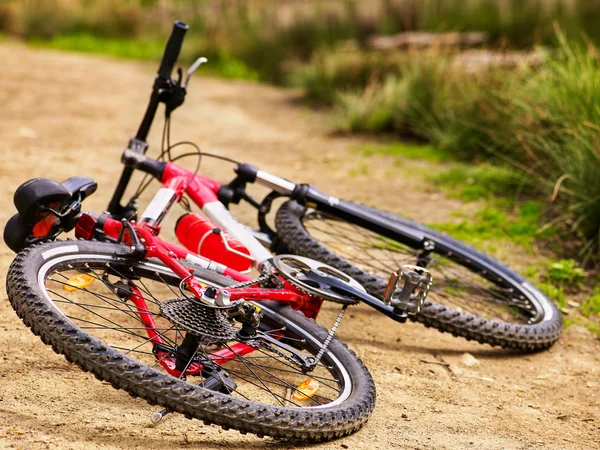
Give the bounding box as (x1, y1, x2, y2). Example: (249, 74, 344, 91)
(29, 33, 164, 60)
(428, 163, 526, 202)
(584, 321, 600, 336)
(360, 141, 450, 163)
(208, 52, 260, 81)
(582, 287, 600, 318)
(538, 259, 583, 310)
(429, 200, 552, 252)
(28, 33, 259, 81)
(525, 259, 600, 334)
(545, 259, 586, 287)
(538, 258, 600, 337)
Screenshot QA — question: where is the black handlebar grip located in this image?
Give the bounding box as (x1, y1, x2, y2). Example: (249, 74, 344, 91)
(157, 21, 189, 80)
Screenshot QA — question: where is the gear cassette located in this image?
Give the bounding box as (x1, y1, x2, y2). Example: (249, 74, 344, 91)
(160, 297, 238, 341)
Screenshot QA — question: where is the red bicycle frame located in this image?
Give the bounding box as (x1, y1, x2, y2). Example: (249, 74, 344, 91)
(76, 160, 323, 377)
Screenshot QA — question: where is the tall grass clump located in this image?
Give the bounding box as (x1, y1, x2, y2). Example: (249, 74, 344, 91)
(333, 53, 514, 159)
(289, 50, 408, 104)
(503, 36, 600, 261)
(334, 74, 412, 133)
(330, 34, 600, 261)
(14, 0, 148, 39)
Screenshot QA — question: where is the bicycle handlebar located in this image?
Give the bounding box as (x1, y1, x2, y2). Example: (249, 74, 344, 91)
(107, 21, 189, 217)
(157, 21, 188, 79)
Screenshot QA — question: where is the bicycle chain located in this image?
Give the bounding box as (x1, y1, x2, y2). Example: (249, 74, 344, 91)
(312, 304, 347, 366)
(226, 274, 271, 290)
(247, 305, 349, 371)
(255, 339, 306, 367)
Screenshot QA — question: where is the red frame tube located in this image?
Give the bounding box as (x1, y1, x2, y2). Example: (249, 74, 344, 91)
(129, 285, 163, 344)
(162, 162, 222, 206)
(101, 216, 320, 313)
(82, 160, 325, 377)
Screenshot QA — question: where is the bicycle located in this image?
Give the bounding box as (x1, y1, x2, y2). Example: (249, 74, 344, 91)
(4, 17, 560, 439)
(97, 41, 562, 353)
(3, 21, 430, 441)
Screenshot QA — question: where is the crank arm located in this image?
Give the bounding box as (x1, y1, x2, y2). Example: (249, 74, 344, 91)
(284, 271, 415, 323)
(356, 295, 409, 323)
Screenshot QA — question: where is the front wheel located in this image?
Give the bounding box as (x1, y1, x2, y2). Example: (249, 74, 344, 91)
(6, 239, 376, 441)
(275, 200, 562, 352)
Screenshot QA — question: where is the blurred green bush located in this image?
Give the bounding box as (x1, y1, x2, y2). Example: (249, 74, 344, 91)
(3, 0, 600, 82)
(319, 37, 600, 263)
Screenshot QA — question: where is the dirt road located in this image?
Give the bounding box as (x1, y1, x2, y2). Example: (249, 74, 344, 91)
(0, 43, 598, 449)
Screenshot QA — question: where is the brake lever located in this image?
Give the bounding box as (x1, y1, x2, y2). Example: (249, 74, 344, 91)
(182, 57, 208, 88)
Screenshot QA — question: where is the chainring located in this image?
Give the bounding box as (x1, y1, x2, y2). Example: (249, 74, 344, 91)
(160, 298, 238, 341)
(271, 254, 366, 304)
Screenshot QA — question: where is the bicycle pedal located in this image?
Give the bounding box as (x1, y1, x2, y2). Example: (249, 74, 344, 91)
(383, 265, 433, 315)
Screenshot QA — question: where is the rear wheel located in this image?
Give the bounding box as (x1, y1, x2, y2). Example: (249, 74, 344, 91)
(275, 200, 562, 351)
(6, 239, 376, 441)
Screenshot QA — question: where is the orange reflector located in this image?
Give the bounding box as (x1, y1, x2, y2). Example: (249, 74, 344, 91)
(64, 274, 96, 292)
(291, 378, 320, 401)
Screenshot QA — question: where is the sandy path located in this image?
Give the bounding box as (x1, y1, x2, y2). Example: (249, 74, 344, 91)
(0, 43, 598, 449)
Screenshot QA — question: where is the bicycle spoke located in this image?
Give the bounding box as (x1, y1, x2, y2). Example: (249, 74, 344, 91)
(225, 355, 328, 406)
(43, 259, 347, 410)
(248, 346, 340, 392)
(221, 343, 286, 407)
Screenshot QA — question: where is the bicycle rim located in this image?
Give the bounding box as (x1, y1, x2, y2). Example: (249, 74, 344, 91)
(37, 252, 352, 409)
